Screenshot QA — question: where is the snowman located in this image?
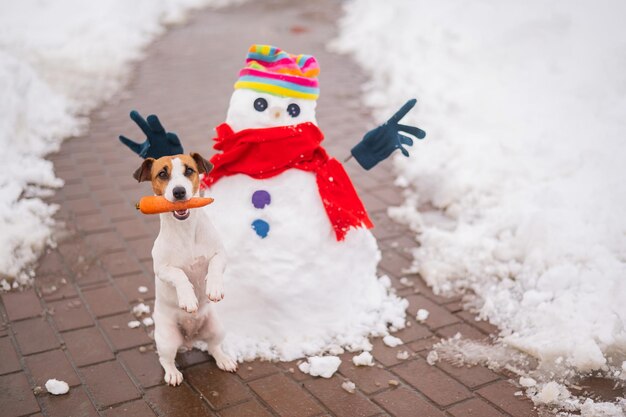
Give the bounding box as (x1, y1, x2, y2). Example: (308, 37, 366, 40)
(120, 44, 425, 361)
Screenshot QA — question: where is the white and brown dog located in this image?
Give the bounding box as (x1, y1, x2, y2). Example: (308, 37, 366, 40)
(133, 153, 237, 386)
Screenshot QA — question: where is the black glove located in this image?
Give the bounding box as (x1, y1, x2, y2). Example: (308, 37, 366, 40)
(351, 99, 426, 170)
(119, 110, 184, 159)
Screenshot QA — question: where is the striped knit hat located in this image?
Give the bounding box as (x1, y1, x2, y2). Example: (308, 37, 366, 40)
(234, 44, 320, 100)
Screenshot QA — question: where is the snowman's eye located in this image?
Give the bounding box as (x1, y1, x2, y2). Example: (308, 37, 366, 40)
(287, 103, 300, 118)
(254, 98, 268, 112)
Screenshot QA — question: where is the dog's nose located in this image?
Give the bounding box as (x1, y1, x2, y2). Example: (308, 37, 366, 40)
(172, 187, 186, 200)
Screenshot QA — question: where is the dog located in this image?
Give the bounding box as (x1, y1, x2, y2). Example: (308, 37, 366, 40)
(133, 152, 237, 386)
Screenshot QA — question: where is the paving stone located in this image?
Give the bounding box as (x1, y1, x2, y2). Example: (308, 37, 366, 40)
(82, 285, 129, 317)
(406, 336, 439, 353)
(404, 294, 460, 329)
(84, 231, 126, 254)
(127, 237, 154, 262)
(176, 348, 210, 369)
(99, 313, 152, 351)
(235, 360, 280, 381)
(457, 310, 500, 335)
(477, 380, 538, 417)
(119, 348, 163, 388)
(393, 320, 433, 343)
(101, 252, 143, 277)
(114, 218, 151, 241)
(13, 317, 60, 355)
(25, 349, 81, 387)
(373, 386, 445, 417)
(37, 276, 78, 302)
(435, 360, 500, 389)
(338, 357, 398, 395)
(370, 337, 414, 368)
(114, 273, 155, 302)
(63, 326, 114, 367)
(0, 337, 21, 375)
(81, 360, 140, 408)
(304, 376, 383, 417)
(392, 359, 472, 407)
(249, 373, 323, 417)
(47, 298, 93, 331)
(40, 385, 98, 417)
(74, 263, 110, 288)
(146, 384, 215, 417)
(436, 322, 488, 340)
(217, 400, 273, 417)
(447, 398, 505, 417)
(1, 289, 42, 321)
(103, 399, 157, 417)
(35, 251, 66, 277)
(0, 372, 41, 416)
(186, 362, 250, 410)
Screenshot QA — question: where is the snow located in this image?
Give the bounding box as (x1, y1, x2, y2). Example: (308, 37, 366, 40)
(382, 335, 403, 348)
(138, 286, 149, 294)
(298, 356, 341, 378)
(341, 380, 356, 394)
(519, 376, 537, 388)
(396, 350, 410, 360)
(352, 351, 374, 367)
(142, 317, 154, 327)
(127, 320, 141, 329)
(334, 0, 626, 409)
(534, 381, 571, 405)
(0, 0, 239, 288)
(415, 309, 429, 322)
(132, 303, 151, 317)
(45, 379, 69, 395)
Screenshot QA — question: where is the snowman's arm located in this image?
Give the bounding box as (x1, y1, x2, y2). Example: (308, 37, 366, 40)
(349, 99, 426, 170)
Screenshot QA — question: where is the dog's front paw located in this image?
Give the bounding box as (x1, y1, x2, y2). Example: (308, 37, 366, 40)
(164, 367, 183, 386)
(177, 286, 198, 313)
(206, 283, 224, 303)
(214, 352, 238, 372)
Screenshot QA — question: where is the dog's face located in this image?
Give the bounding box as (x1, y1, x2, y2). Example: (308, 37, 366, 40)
(133, 153, 213, 221)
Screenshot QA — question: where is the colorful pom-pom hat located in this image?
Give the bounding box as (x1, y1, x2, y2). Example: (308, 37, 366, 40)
(234, 44, 320, 100)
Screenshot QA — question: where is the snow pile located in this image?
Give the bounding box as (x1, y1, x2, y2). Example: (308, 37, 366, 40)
(352, 351, 374, 367)
(334, 0, 626, 386)
(0, 0, 239, 288)
(45, 379, 69, 395)
(298, 356, 341, 378)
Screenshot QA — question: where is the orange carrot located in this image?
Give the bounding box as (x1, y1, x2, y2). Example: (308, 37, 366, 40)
(135, 196, 214, 214)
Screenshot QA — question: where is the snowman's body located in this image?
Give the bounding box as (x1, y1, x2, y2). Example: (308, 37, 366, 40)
(200, 52, 406, 361)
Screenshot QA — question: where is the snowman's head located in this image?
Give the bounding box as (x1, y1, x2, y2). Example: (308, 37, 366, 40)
(226, 89, 316, 132)
(225, 45, 320, 133)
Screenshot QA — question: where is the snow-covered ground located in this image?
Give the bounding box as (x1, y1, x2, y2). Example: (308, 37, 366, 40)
(334, 0, 626, 413)
(0, 0, 237, 289)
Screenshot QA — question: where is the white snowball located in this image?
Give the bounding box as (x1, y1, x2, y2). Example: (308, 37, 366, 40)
(45, 379, 69, 395)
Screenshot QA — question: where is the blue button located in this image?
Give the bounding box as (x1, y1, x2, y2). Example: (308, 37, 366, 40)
(252, 190, 271, 209)
(251, 219, 270, 238)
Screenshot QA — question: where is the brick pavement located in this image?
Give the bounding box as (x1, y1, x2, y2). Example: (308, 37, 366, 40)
(0, 1, 540, 416)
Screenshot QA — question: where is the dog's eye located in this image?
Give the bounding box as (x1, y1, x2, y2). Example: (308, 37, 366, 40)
(157, 170, 168, 179)
(184, 167, 194, 176)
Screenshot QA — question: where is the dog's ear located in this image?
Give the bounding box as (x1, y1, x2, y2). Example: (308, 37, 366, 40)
(133, 158, 155, 182)
(191, 153, 213, 174)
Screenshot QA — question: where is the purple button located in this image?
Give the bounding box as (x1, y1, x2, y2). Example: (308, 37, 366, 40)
(252, 190, 271, 209)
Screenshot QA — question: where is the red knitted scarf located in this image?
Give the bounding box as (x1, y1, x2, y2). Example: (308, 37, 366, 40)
(200, 122, 373, 241)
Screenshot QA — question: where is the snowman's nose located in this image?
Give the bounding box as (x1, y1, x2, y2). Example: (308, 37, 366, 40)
(269, 107, 283, 120)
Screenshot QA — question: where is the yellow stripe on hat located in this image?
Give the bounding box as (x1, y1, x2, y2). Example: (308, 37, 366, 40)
(234, 80, 319, 100)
